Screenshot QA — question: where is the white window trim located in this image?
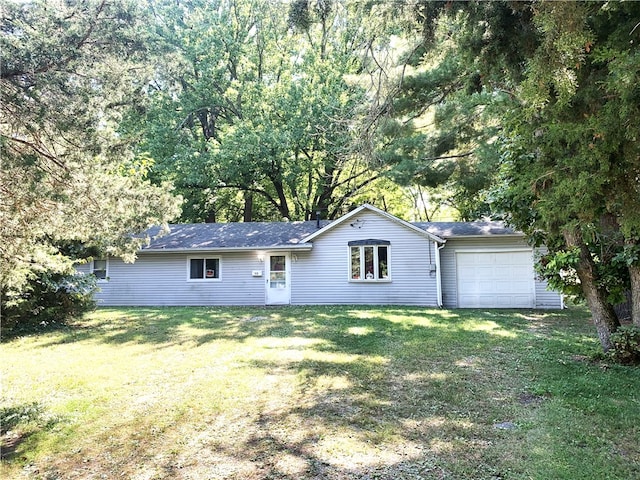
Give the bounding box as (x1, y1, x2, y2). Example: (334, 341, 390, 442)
(187, 256, 222, 282)
(91, 257, 109, 283)
(348, 245, 392, 283)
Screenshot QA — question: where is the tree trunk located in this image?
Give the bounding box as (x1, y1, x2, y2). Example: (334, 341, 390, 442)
(629, 264, 640, 327)
(269, 177, 289, 219)
(243, 192, 253, 223)
(563, 228, 620, 351)
(312, 161, 336, 220)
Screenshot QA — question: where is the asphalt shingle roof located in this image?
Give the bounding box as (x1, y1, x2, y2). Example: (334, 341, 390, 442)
(142, 219, 517, 251)
(143, 220, 331, 251)
(414, 221, 520, 239)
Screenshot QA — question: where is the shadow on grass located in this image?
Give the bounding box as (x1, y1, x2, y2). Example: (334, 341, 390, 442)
(6, 305, 637, 479)
(213, 307, 637, 479)
(0, 402, 62, 462)
(29, 305, 548, 348)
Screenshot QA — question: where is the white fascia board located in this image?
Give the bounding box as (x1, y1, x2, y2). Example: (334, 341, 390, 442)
(302, 203, 445, 244)
(141, 244, 313, 254)
(301, 204, 368, 243)
(442, 233, 525, 240)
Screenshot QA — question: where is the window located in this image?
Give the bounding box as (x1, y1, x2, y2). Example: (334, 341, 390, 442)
(188, 257, 220, 280)
(348, 240, 390, 281)
(92, 258, 108, 281)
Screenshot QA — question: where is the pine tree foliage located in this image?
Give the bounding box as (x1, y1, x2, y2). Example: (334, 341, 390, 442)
(376, 2, 538, 220)
(0, 0, 181, 305)
(495, 1, 640, 339)
(388, 0, 640, 350)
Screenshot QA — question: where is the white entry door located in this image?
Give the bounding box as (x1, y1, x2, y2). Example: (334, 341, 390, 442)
(266, 253, 290, 305)
(456, 250, 535, 308)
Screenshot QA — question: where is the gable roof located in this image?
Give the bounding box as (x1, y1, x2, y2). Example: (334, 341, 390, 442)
(301, 204, 445, 244)
(413, 221, 521, 239)
(140, 207, 519, 252)
(142, 220, 330, 252)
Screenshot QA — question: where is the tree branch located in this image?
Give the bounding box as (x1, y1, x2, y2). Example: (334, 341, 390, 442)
(1, 0, 107, 81)
(4, 135, 68, 171)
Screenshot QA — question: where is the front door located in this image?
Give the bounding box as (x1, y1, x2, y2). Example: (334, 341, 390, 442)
(266, 253, 290, 305)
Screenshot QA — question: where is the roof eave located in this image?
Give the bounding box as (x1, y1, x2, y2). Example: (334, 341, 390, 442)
(141, 244, 314, 253)
(302, 204, 445, 244)
(443, 233, 524, 239)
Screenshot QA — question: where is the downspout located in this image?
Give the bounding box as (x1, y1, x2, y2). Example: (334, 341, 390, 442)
(435, 241, 446, 307)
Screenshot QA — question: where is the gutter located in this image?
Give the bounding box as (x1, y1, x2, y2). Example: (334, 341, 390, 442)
(440, 234, 525, 239)
(140, 244, 314, 253)
(435, 241, 446, 308)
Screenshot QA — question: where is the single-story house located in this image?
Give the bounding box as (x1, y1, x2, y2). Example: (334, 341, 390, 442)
(77, 203, 562, 309)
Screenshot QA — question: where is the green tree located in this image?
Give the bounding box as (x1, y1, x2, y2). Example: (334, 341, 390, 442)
(374, 2, 528, 220)
(387, 1, 640, 351)
(130, 0, 404, 222)
(0, 0, 181, 320)
(495, 1, 640, 342)
(131, 0, 279, 222)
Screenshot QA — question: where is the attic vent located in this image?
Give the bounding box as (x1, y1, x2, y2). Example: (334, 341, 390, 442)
(348, 239, 391, 246)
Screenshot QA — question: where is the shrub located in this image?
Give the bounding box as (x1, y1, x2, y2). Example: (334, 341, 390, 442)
(1, 272, 97, 336)
(608, 325, 640, 365)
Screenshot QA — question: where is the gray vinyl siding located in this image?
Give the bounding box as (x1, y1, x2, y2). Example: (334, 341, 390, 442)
(87, 252, 266, 306)
(532, 246, 563, 308)
(291, 210, 439, 306)
(75, 263, 92, 276)
(78, 210, 439, 307)
(440, 237, 562, 309)
(76, 209, 560, 309)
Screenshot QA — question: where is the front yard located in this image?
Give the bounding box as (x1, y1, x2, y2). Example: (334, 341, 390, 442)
(1, 306, 639, 479)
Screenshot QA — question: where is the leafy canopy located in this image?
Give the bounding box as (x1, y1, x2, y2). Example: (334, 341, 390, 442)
(129, 0, 413, 222)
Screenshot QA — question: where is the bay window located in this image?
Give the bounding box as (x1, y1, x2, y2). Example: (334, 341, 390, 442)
(348, 240, 390, 281)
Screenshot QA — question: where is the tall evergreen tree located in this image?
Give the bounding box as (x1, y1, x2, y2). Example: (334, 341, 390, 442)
(386, 1, 640, 351)
(1, 0, 181, 314)
(495, 1, 640, 340)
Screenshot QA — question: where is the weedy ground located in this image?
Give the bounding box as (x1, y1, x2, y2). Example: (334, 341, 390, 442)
(1, 306, 639, 479)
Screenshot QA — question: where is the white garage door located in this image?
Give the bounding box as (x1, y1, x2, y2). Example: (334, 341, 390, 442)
(456, 251, 535, 308)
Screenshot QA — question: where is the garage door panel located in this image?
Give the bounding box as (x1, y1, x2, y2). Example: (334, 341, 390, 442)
(496, 279, 530, 292)
(496, 296, 516, 307)
(457, 251, 534, 308)
(494, 265, 509, 275)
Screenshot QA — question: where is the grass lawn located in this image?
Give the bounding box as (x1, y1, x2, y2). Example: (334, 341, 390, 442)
(1, 306, 639, 479)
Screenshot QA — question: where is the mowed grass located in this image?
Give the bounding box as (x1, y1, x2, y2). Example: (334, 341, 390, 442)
(1, 306, 639, 479)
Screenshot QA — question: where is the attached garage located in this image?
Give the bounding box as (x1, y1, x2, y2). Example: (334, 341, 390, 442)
(418, 221, 562, 309)
(456, 250, 535, 308)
